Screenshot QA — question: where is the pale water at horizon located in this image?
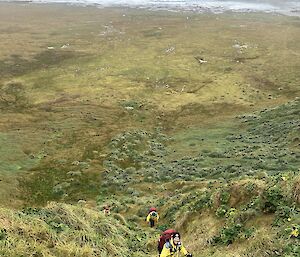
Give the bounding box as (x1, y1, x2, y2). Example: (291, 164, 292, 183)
(1, 0, 300, 15)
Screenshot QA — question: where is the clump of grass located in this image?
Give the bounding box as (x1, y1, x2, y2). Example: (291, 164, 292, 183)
(0, 202, 147, 257)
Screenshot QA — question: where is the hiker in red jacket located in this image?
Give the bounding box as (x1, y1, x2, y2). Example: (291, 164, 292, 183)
(146, 207, 159, 227)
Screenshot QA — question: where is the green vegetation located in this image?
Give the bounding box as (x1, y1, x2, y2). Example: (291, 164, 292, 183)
(0, 2, 299, 256)
(101, 100, 300, 190)
(0, 203, 148, 257)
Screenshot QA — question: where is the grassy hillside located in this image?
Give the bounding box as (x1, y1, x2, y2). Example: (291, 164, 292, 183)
(1, 99, 300, 256)
(0, 2, 299, 256)
(0, 202, 149, 257)
(94, 99, 300, 256)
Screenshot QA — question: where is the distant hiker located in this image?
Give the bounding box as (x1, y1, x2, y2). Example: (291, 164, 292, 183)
(146, 207, 159, 227)
(103, 205, 111, 216)
(291, 225, 299, 238)
(160, 232, 192, 257)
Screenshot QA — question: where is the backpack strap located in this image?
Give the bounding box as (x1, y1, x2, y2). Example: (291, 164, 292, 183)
(165, 241, 174, 253)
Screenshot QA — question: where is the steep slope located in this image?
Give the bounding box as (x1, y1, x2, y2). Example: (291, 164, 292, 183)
(0, 202, 149, 257)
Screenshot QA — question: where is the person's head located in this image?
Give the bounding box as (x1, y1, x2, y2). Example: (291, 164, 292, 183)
(172, 232, 181, 245)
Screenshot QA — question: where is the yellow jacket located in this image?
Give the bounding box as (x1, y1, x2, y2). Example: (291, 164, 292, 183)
(146, 211, 159, 222)
(160, 239, 188, 257)
(291, 228, 299, 238)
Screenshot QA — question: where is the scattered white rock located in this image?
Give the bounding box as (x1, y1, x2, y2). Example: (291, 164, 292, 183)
(47, 46, 55, 50)
(233, 43, 248, 49)
(198, 59, 207, 64)
(78, 200, 86, 205)
(232, 40, 249, 50)
(165, 46, 175, 53)
(195, 57, 207, 64)
(61, 43, 70, 49)
(125, 106, 134, 110)
(72, 161, 80, 165)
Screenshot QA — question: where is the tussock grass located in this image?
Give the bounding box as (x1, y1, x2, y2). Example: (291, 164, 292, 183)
(0, 202, 146, 257)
